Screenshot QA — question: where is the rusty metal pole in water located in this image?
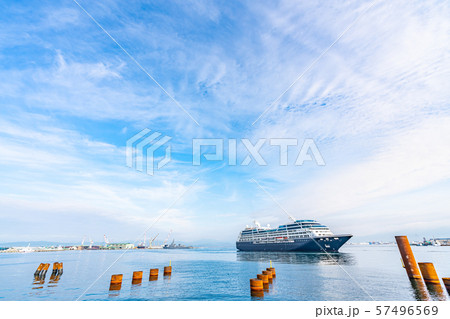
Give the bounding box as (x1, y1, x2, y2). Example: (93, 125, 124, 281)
(164, 266, 172, 276)
(132, 271, 143, 285)
(418, 263, 441, 284)
(109, 274, 123, 291)
(257, 273, 269, 291)
(395, 236, 421, 279)
(58, 262, 63, 275)
(267, 267, 276, 278)
(149, 268, 159, 281)
(41, 263, 50, 277)
(418, 263, 446, 301)
(250, 278, 264, 297)
(52, 262, 59, 275)
(34, 263, 44, 276)
(262, 270, 273, 284)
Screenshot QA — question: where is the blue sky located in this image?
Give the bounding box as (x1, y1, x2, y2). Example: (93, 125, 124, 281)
(0, 0, 449, 244)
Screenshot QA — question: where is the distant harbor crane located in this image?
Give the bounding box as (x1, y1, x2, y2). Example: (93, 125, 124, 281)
(149, 233, 159, 248)
(164, 229, 173, 246)
(103, 235, 109, 247)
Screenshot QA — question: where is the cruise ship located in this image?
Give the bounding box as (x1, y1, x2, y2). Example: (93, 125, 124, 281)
(236, 220, 352, 252)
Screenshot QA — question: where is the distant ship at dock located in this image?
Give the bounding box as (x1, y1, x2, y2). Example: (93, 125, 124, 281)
(163, 239, 194, 249)
(411, 237, 450, 246)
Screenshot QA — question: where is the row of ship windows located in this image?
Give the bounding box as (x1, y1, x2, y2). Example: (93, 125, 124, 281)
(241, 232, 329, 237)
(241, 227, 329, 234)
(238, 237, 340, 243)
(240, 232, 331, 240)
(238, 237, 307, 242)
(241, 234, 307, 239)
(240, 235, 311, 240)
(241, 231, 330, 236)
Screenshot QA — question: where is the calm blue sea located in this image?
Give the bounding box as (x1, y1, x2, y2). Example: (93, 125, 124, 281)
(0, 246, 449, 301)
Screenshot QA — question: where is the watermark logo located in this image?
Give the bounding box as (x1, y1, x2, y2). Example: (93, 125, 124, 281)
(126, 129, 172, 175)
(193, 138, 325, 166)
(126, 129, 325, 176)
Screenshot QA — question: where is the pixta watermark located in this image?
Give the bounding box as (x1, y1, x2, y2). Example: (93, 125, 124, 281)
(126, 128, 172, 176)
(127, 129, 325, 175)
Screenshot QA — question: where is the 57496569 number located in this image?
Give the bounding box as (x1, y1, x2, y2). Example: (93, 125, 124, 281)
(375, 305, 438, 316)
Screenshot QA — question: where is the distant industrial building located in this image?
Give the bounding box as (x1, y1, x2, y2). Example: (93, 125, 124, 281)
(105, 243, 134, 250)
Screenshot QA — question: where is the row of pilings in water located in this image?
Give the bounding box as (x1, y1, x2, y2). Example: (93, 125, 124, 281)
(33, 262, 64, 289)
(250, 265, 276, 298)
(396, 236, 450, 301)
(109, 265, 172, 291)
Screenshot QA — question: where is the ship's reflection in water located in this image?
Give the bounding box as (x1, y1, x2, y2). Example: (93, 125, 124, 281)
(236, 251, 355, 265)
